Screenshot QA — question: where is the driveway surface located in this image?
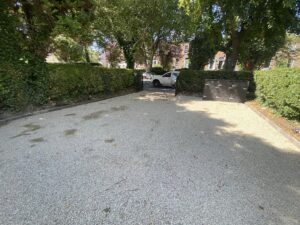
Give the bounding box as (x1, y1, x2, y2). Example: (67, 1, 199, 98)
(0, 90, 299, 225)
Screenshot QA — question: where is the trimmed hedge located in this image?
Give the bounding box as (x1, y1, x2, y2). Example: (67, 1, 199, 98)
(48, 64, 135, 102)
(150, 67, 167, 75)
(254, 68, 300, 120)
(176, 70, 254, 94)
(0, 64, 138, 111)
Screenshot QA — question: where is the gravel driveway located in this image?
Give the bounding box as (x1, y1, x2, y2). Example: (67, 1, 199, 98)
(0, 90, 299, 225)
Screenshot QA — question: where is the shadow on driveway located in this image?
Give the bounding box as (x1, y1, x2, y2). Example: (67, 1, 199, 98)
(0, 91, 299, 225)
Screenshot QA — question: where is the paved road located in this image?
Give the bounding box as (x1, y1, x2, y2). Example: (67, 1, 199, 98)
(0, 91, 299, 225)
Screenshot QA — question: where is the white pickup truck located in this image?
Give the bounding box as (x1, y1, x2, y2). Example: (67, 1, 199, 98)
(151, 71, 180, 87)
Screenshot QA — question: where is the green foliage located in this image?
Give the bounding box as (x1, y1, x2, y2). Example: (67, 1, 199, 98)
(273, 33, 300, 68)
(150, 67, 167, 75)
(0, 2, 26, 110)
(0, 2, 49, 110)
(48, 64, 135, 102)
(52, 35, 84, 62)
(176, 70, 254, 94)
(96, 0, 189, 69)
(180, 0, 299, 70)
(254, 68, 300, 120)
(189, 32, 217, 70)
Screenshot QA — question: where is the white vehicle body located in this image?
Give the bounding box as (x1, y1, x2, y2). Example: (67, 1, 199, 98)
(151, 71, 180, 87)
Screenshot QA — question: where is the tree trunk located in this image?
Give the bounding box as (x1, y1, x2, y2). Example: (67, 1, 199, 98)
(84, 45, 90, 63)
(224, 31, 240, 71)
(116, 35, 135, 69)
(122, 47, 135, 69)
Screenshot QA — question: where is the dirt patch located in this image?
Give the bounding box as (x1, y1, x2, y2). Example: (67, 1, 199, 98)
(64, 129, 77, 136)
(105, 138, 115, 143)
(11, 123, 41, 139)
(82, 110, 107, 120)
(30, 137, 46, 143)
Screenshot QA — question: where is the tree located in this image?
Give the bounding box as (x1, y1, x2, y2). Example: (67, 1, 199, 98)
(51, 35, 84, 62)
(179, 0, 300, 70)
(95, 0, 188, 70)
(189, 31, 219, 70)
(158, 42, 182, 70)
(1, 0, 97, 106)
(131, 0, 188, 70)
(105, 42, 122, 68)
(273, 33, 300, 68)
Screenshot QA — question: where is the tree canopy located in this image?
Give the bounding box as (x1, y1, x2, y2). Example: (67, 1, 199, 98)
(179, 0, 300, 70)
(1, 0, 299, 71)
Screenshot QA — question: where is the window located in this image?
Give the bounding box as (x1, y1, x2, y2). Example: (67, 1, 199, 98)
(184, 44, 189, 54)
(218, 61, 223, 70)
(184, 58, 189, 68)
(289, 44, 297, 52)
(209, 59, 214, 70)
(152, 60, 158, 65)
(163, 73, 171, 77)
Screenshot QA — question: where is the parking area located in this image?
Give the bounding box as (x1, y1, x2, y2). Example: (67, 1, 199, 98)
(0, 91, 299, 225)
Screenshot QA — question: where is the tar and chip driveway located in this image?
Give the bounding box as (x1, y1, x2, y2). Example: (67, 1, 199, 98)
(0, 90, 299, 225)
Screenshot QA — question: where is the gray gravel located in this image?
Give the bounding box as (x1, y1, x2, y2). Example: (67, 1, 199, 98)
(0, 90, 299, 225)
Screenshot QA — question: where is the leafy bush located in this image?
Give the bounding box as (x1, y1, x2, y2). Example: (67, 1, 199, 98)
(0, 5, 50, 111)
(176, 70, 254, 94)
(150, 67, 167, 75)
(254, 68, 300, 120)
(48, 64, 135, 102)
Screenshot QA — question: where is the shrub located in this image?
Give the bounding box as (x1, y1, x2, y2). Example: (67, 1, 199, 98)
(150, 67, 167, 75)
(48, 64, 135, 102)
(176, 70, 254, 94)
(254, 68, 300, 120)
(0, 6, 49, 111)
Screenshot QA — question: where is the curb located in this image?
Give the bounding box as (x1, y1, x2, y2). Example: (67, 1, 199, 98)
(0, 91, 137, 126)
(246, 104, 300, 149)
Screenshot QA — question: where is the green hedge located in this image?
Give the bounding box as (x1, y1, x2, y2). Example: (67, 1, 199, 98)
(254, 68, 300, 120)
(0, 64, 137, 111)
(48, 64, 135, 102)
(176, 70, 254, 94)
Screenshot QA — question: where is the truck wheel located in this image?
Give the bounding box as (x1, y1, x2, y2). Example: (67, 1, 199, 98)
(153, 80, 161, 87)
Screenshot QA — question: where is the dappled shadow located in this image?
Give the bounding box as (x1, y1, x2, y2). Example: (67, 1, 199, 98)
(132, 91, 300, 224)
(0, 90, 299, 225)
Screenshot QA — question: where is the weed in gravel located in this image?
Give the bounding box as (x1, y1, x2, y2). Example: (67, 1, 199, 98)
(103, 207, 111, 214)
(30, 137, 46, 143)
(64, 113, 76, 116)
(105, 138, 115, 143)
(111, 106, 128, 111)
(11, 123, 41, 139)
(83, 110, 107, 120)
(64, 129, 77, 136)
